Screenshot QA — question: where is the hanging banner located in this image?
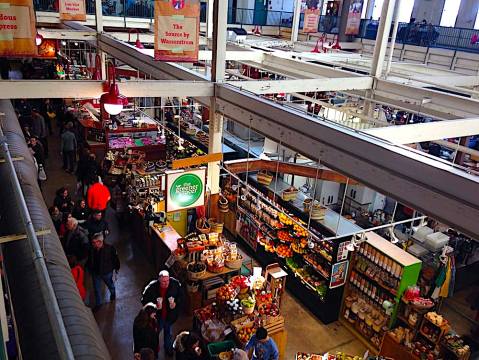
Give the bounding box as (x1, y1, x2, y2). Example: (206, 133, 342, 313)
(59, 0, 86, 21)
(166, 168, 205, 212)
(345, 0, 363, 35)
(37, 38, 57, 58)
(303, 9, 320, 33)
(0, 0, 36, 57)
(154, 0, 200, 62)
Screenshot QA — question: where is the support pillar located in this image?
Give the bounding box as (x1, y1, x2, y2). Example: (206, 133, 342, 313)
(208, 0, 227, 195)
(95, 0, 103, 32)
(291, 0, 301, 43)
(385, 0, 401, 77)
(207, 0, 215, 39)
(364, 0, 375, 19)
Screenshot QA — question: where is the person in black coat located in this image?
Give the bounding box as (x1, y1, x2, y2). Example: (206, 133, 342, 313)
(81, 210, 109, 240)
(54, 187, 74, 215)
(72, 198, 90, 224)
(133, 303, 160, 358)
(63, 217, 89, 261)
(141, 270, 182, 356)
(86, 233, 120, 309)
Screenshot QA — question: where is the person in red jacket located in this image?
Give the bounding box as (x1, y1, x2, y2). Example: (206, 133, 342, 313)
(87, 177, 111, 213)
(68, 255, 86, 301)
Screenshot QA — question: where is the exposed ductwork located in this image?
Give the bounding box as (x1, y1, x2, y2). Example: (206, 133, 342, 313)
(0, 100, 110, 359)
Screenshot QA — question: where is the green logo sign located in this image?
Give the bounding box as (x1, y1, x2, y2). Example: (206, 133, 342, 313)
(170, 173, 203, 208)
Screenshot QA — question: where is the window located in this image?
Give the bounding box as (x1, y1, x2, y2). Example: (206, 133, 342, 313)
(361, 0, 368, 19)
(397, 0, 414, 23)
(475, 8, 479, 29)
(440, 0, 461, 27)
(372, 0, 384, 20)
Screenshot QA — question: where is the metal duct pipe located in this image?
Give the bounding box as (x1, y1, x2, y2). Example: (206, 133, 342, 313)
(0, 100, 110, 360)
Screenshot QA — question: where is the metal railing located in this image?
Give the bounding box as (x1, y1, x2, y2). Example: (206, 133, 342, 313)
(358, 19, 479, 53)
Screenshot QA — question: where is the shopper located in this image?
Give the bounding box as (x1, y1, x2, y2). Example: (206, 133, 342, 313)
(245, 327, 279, 360)
(135, 348, 155, 360)
(86, 233, 120, 309)
(54, 187, 73, 215)
(141, 270, 182, 356)
(68, 255, 86, 301)
(81, 210, 109, 240)
(31, 108, 48, 157)
(29, 136, 45, 168)
(72, 198, 90, 224)
(63, 217, 89, 262)
(41, 99, 55, 135)
(174, 332, 206, 360)
(76, 148, 91, 196)
(133, 303, 159, 358)
(87, 178, 111, 213)
(49, 206, 63, 233)
(84, 153, 102, 186)
(60, 122, 77, 173)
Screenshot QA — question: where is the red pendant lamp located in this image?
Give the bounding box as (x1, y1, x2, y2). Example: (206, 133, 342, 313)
(35, 32, 44, 46)
(100, 61, 128, 116)
(128, 28, 144, 49)
(332, 34, 341, 50)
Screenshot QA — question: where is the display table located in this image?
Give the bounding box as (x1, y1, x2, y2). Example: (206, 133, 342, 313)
(150, 223, 181, 272)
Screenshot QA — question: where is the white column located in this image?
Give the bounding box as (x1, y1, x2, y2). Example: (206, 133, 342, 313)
(370, 0, 396, 78)
(208, 0, 228, 195)
(385, 0, 401, 77)
(95, 0, 103, 32)
(207, 0, 215, 39)
(364, 0, 375, 19)
(291, 0, 301, 43)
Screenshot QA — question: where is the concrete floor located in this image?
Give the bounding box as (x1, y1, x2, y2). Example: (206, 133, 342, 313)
(42, 130, 367, 359)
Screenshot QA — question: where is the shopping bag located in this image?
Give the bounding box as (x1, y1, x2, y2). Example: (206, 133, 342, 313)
(38, 165, 47, 181)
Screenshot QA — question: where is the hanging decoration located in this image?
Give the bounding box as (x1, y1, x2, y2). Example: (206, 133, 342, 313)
(345, 0, 363, 35)
(0, 0, 37, 57)
(59, 0, 86, 21)
(154, 0, 200, 62)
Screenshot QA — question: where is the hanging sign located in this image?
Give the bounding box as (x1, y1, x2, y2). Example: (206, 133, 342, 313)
(171, 152, 223, 170)
(329, 260, 349, 289)
(37, 38, 56, 58)
(0, 0, 36, 57)
(345, 0, 363, 35)
(154, 0, 200, 62)
(166, 168, 205, 212)
(59, 0, 86, 21)
(303, 9, 320, 33)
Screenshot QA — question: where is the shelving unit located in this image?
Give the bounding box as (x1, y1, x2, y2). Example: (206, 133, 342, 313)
(341, 232, 422, 353)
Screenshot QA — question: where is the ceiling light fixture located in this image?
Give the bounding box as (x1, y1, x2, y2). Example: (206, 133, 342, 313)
(35, 33, 44, 46)
(100, 61, 128, 116)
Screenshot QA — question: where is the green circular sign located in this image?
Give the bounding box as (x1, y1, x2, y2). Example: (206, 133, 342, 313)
(170, 173, 203, 208)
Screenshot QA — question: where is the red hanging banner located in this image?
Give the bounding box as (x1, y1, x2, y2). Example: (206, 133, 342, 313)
(0, 0, 36, 57)
(154, 0, 200, 62)
(59, 0, 86, 21)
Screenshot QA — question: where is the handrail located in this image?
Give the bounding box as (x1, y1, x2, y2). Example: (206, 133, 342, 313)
(0, 122, 75, 359)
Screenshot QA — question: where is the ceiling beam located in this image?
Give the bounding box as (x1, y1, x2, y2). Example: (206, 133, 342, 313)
(364, 118, 479, 145)
(0, 80, 214, 99)
(225, 77, 374, 95)
(37, 29, 96, 41)
(215, 84, 479, 238)
(135, 48, 264, 62)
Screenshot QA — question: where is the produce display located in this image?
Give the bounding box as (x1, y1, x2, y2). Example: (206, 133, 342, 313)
(296, 353, 390, 360)
(442, 334, 470, 358)
(216, 285, 237, 302)
(236, 324, 255, 344)
(276, 244, 293, 258)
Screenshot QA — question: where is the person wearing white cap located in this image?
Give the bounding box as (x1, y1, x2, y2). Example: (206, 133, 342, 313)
(141, 270, 183, 356)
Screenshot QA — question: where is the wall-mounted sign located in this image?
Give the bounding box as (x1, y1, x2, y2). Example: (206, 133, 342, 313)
(37, 38, 56, 58)
(0, 0, 36, 57)
(166, 168, 205, 212)
(329, 260, 349, 289)
(345, 0, 363, 35)
(303, 9, 320, 33)
(59, 0, 86, 21)
(154, 0, 200, 62)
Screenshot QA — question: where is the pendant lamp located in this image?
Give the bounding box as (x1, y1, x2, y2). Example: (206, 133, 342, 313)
(128, 28, 144, 49)
(100, 62, 128, 115)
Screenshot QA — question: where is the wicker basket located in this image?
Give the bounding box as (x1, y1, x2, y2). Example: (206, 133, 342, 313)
(207, 264, 225, 273)
(257, 171, 273, 186)
(196, 219, 211, 234)
(218, 196, 229, 213)
(282, 188, 298, 201)
(225, 255, 243, 269)
(187, 262, 207, 280)
(209, 218, 224, 234)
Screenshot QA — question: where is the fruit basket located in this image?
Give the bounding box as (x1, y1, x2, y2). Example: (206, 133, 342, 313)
(257, 170, 273, 185)
(187, 261, 207, 280)
(225, 254, 243, 269)
(196, 218, 211, 234)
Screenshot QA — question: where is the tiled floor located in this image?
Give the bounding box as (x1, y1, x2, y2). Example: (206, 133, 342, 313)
(42, 130, 368, 359)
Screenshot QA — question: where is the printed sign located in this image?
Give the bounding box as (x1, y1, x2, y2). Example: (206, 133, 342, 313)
(0, 0, 36, 57)
(303, 9, 320, 33)
(59, 0, 86, 21)
(330, 260, 349, 289)
(337, 240, 351, 262)
(166, 168, 205, 212)
(154, 0, 200, 62)
(345, 0, 363, 35)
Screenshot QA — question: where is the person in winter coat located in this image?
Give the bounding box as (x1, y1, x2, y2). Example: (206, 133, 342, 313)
(174, 332, 206, 360)
(81, 210, 109, 240)
(63, 217, 89, 262)
(76, 148, 91, 196)
(54, 187, 74, 215)
(31, 108, 48, 157)
(49, 206, 63, 233)
(87, 178, 111, 213)
(86, 233, 120, 309)
(72, 198, 90, 224)
(141, 270, 182, 356)
(84, 153, 102, 186)
(133, 303, 160, 358)
(60, 122, 77, 173)
(29, 136, 45, 167)
(68, 255, 86, 301)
